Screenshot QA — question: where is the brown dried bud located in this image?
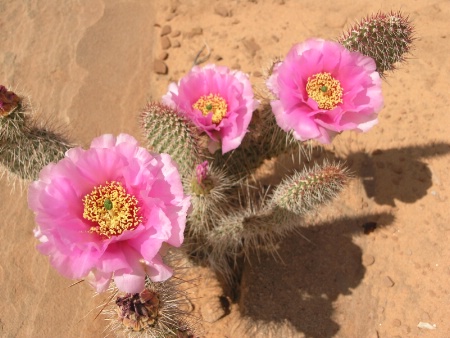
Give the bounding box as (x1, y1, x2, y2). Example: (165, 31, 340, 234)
(0, 85, 21, 116)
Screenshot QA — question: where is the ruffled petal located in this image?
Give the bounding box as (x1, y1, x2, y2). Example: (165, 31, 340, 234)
(266, 38, 383, 143)
(29, 134, 189, 293)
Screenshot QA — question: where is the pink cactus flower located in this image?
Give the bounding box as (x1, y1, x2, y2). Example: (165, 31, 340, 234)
(266, 38, 383, 143)
(28, 134, 190, 293)
(162, 64, 259, 154)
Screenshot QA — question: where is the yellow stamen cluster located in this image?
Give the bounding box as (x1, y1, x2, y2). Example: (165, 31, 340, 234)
(306, 72, 344, 110)
(192, 93, 228, 124)
(83, 181, 142, 238)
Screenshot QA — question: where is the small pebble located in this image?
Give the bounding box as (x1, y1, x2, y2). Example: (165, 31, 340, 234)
(185, 27, 203, 38)
(214, 5, 231, 17)
(161, 36, 171, 49)
(417, 322, 436, 330)
(172, 40, 181, 48)
(383, 276, 395, 288)
(393, 319, 402, 327)
(372, 149, 383, 155)
(160, 25, 172, 36)
(362, 254, 375, 266)
(242, 37, 261, 57)
(214, 55, 223, 61)
(165, 13, 176, 21)
(391, 177, 401, 185)
(376, 161, 385, 169)
(392, 164, 403, 174)
(362, 222, 377, 234)
(153, 60, 168, 75)
(158, 51, 168, 60)
(171, 30, 181, 37)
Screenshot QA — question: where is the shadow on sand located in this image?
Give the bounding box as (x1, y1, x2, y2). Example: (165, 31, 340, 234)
(239, 212, 394, 338)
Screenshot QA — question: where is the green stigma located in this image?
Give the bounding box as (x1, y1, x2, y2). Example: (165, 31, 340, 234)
(104, 199, 113, 210)
(320, 85, 328, 92)
(205, 103, 213, 111)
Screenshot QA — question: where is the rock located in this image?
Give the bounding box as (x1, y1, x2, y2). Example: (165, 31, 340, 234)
(185, 27, 203, 39)
(372, 149, 383, 155)
(417, 322, 436, 330)
(171, 30, 181, 37)
(392, 164, 403, 174)
(242, 37, 261, 57)
(393, 319, 402, 327)
(362, 254, 375, 266)
(383, 276, 395, 287)
(153, 60, 168, 75)
(160, 25, 172, 36)
(214, 55, 223, 61)
(165, 13, 176, 21)
(214, 5, 231, 17)
(161, 36, 171, 49)
(158, 51, 168, 60)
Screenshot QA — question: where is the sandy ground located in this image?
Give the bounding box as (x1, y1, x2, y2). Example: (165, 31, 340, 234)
(1, 0, 449, 337)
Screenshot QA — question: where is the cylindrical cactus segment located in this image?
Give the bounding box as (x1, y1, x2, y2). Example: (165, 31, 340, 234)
(141, 102, 202, 179)
(338, 11, 415, 76)
(0, 126, 71, 181)
(270, 161, 351, 215)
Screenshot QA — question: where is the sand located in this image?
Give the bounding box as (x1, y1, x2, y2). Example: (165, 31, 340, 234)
(1, 0, 449, 337)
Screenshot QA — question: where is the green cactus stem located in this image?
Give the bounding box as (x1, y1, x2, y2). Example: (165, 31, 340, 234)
(0, 126, 72, 181)
(141, 102, 202, 179)
(338, 11, 415, 76)
(271, 161, 351, 215)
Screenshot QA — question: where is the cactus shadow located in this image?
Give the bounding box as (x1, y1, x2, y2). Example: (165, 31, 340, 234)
(267, 141, 450, 207)
(238, 212, 394, 338)
(343, 142, 450, 206)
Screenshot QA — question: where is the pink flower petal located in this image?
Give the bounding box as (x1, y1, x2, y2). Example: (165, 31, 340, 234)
(28, 134, 190, 293)
(163, 64, 259, 154)
(266, 38, 383, 143)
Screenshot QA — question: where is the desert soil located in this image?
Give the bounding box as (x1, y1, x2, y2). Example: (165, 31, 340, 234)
(1, 0, 449, 337)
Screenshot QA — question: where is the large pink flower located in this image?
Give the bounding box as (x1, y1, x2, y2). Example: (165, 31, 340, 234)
(266, 38, 383, 143)
(28, 134, 190, 293)
(162, 64, 259, 154)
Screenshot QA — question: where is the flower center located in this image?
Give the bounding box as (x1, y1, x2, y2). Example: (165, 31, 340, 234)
(192, 93, 228, 124)
(306, 72, 343, 110)
(82, 181, 142, 238)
